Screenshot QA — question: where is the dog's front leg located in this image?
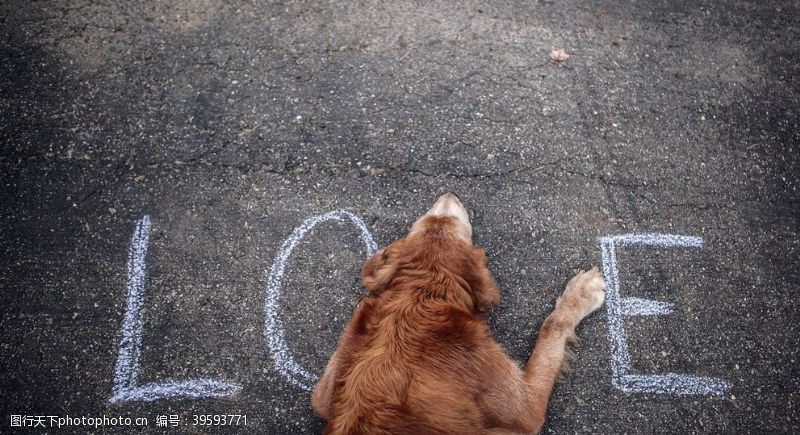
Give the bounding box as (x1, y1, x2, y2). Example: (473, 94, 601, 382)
(522, 268, 605, 432)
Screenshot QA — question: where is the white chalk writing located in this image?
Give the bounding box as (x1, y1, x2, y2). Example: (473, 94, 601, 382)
(264, 211, 378, 391)
(110, 216, 241, 403)
(599, 233, 729, 395)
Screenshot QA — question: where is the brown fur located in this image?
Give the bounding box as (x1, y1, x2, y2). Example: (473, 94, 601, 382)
(312, 210, 604, 434)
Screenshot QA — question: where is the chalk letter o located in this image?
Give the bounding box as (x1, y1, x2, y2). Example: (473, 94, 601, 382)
(264, 211, 378, 391)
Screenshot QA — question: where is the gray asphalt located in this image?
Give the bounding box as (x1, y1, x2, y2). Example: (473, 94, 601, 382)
(1, 1, 798, 433)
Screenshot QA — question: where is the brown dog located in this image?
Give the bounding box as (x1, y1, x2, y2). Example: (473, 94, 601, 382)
(312, 193, 605, 434)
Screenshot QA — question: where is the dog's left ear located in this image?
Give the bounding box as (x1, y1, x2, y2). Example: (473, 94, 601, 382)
(361, 247, 398, 296)
(466, 248, 500, 313)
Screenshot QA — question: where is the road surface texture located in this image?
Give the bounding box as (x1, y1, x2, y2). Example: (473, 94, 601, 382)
(2, 0, 798, 433)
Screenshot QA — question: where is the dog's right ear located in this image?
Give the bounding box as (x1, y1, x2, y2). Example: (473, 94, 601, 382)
(465, 248, 500, 313)
(361, 248, 398, 296)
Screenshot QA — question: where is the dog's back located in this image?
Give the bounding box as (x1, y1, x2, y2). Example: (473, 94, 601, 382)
(325, 281, 491, 434)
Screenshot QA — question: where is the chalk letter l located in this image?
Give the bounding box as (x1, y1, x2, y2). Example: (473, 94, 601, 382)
(110, 216, 242, 403)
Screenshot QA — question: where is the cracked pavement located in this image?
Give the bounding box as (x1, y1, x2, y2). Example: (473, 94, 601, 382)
(1, 1, 799, 433)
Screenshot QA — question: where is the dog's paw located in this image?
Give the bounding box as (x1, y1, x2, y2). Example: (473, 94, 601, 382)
(557, 267, 605, 318)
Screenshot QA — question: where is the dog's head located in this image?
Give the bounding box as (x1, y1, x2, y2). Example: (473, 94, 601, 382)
(409, 192, 473, 242)
(362, 193, 499, 313)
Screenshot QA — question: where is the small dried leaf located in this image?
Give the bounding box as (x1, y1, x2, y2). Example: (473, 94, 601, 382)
(550, 49, 570, 62)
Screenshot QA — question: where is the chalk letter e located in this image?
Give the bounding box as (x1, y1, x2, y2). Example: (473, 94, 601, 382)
(599, 233, 729, 395)
(109, 216, 241, 403)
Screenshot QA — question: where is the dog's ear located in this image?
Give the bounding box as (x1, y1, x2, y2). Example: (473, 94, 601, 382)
(361, 247, 398, 296)
(466, 248, 500, 313)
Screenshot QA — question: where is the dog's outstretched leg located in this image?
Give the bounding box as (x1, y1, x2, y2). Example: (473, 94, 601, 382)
(522, 268, 605, 432)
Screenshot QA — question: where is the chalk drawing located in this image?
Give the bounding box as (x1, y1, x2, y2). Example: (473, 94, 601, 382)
(110, 215, 242, 403)
(599, 233, 729, 395)
(265, 211, 378, 391)
(620, 297, 675, 316)
(112, 218, 728, 399)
